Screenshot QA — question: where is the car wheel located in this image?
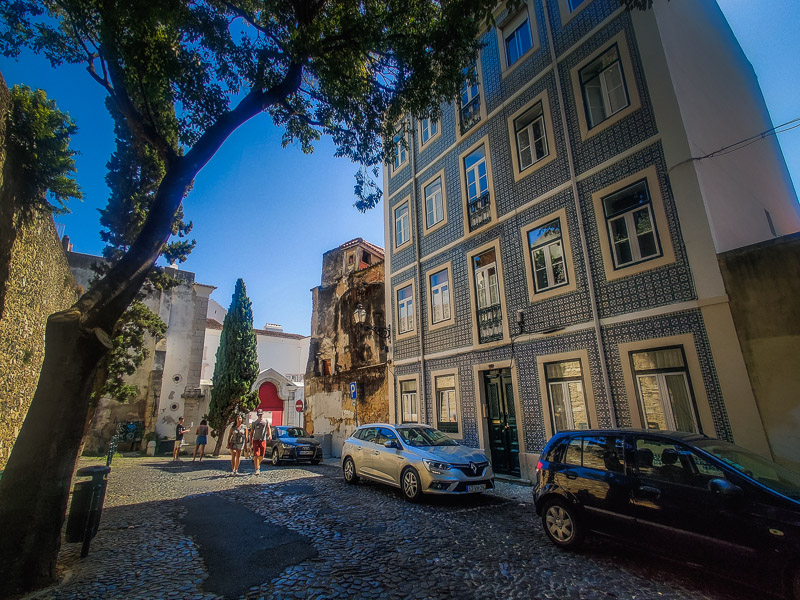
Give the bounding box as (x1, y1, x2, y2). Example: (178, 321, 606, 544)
(343, 457, 359, 483)
(541, 498, 584, 548)
(310, 459, 320, 465)
(401, 467, 422, 501)
(271, 447, 281, 466)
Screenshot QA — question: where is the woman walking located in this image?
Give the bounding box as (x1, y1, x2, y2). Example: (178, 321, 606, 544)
(227, 414, 247, 475)
(193, 419, 209, 462)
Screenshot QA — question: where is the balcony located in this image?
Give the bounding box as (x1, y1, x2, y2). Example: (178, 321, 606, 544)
(477, 304, 503, 343)
(459, 96, 481, 135)
(468, 191, 491, 231)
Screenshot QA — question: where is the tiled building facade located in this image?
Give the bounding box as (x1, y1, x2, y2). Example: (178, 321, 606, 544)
(382, 0, 799, 480)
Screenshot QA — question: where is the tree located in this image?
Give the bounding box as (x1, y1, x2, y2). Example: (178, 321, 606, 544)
(0, 0, 499, 593)
(208, 279, 260, 456)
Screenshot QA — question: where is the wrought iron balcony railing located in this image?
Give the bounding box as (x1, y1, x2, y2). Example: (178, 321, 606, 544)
(477, 304, 503, 343)
(459, 96, 481, 135)
(468, 191, 491, 231)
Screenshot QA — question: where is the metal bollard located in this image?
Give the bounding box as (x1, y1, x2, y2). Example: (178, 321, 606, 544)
(65, 465, 111, 558)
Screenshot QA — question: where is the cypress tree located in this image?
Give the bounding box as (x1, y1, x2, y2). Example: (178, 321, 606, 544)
(208, 279, 260, 456)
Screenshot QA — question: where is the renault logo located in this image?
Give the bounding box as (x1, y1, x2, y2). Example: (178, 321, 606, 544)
(469, 461, 478, 475)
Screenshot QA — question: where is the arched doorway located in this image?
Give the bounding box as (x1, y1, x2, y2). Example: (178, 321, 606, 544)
(258, 381, 284, 426)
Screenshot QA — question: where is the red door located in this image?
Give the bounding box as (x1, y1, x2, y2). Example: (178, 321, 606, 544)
(258, 382, 283, 426)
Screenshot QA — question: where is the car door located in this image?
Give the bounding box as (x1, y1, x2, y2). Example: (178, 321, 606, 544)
(354, 426, 380, 477)
(555, 434, 637, 537)
(371, 427, 406, 484)
(630, 435, 757, 566)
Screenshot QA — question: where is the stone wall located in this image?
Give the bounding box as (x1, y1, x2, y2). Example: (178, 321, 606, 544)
(0, 76, 78, 469)
(718, 232, 800, 471)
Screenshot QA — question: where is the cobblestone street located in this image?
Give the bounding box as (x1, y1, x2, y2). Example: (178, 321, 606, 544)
(27, 456, 762, 600)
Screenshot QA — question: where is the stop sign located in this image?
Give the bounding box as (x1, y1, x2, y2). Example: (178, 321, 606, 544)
(295, 399, 304, 413)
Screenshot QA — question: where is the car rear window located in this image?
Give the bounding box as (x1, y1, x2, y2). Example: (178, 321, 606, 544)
(561, 435, 624, 473)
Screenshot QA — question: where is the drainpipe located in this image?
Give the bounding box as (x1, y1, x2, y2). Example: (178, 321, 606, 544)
(541, 1, 617, 427)
(408, 121, 429, 425)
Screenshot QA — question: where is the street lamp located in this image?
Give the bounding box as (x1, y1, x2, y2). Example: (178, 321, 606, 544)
(353, 303, 391, 339)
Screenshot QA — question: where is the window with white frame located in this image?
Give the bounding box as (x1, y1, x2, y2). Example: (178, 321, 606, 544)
(393, 133, 408, 171)
(394, 202, 410, 248)
(429, 268, 451, 324)
(435, 374, 458, 434)
(602, 179, 661, 268)
(464, 145, 491, 231)
(545, 360, 589, 432)
(631, 347, 698, 433)
(527, 218, 567, 292)
(503, 10, 533, 67)
(473, 248, 502, 343)
(459, 65, 481, 134)
(579, 44, 629, 129)
(420, 117, 439, 146)
(397, 284, 414, 334)
(424, 177, 444, 229)
(400, 379, 418, 423)
(514, 101, 549, 171)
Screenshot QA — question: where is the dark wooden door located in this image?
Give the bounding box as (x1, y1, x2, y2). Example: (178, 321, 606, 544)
(484, 369, 520, 477)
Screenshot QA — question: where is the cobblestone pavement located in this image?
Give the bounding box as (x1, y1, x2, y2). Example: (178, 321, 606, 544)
(25, 456, 762, 600)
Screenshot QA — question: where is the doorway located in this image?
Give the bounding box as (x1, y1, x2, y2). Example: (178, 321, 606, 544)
(483, 368, 520, 477)
(258, 382, 284, 426)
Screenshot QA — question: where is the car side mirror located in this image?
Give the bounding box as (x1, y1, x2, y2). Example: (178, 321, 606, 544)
(709, 478, 743, 497)
(384, 440, 399, 449)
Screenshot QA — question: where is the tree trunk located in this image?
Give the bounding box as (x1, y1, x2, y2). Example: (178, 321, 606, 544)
(0, 309, 111, 596)
(211, 415, 232, 457)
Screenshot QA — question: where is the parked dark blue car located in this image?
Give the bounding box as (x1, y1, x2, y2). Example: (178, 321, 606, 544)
(534, 429, 800, 599)
(267, 426, 322, 466)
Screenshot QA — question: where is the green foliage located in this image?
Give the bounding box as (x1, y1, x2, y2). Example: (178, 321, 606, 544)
(0, 0, 498, 209)
(95, 301, 167, 402)
(6, 84, 82, 217)
(208, 279, 260, 435)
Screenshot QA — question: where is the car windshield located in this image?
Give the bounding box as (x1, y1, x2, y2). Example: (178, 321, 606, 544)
(397, 427, 458, 447)
(696, 440, 800, 500)
(279, 427, 310, 438)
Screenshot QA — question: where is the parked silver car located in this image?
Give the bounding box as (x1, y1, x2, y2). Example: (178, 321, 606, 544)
(341, 423, 495, 500)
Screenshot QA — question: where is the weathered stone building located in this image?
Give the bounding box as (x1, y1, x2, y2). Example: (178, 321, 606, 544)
(305, 238, 388, 456)
(0, 74, 79, 469)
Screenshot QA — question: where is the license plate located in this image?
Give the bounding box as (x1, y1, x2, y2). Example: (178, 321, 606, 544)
(299, 451, 313, 455)
(466, 484, 485, 493)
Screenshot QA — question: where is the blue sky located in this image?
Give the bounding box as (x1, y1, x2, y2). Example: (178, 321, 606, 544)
(1, 1, 797, 336)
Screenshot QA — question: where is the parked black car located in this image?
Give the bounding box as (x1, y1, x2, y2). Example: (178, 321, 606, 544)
(534, 429, 800, 599)
(268, 426, 322, 465)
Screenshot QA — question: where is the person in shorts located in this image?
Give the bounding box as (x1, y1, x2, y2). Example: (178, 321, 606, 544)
(193, 419, 209, 462)
(173, 417, 187, 461)
(250, 409, 271, 474)
(227, 414, 247, 475)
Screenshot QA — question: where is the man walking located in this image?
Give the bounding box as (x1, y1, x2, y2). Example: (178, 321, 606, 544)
(250, 409, 271, 474)
(173, 417, 187, 461)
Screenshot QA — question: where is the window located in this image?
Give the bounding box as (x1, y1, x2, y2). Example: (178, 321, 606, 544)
(459, 64, 482, 134)
(400, 380, 418, 423)
(503, 10, 532, 67)
(376, 427, 399, 445)
(580, 44, 629, 129)
(464, 145, 491, 231)
(545, 360, 589, 432)
(569, 0, 587, 10)
(420, 117, 439, 146)
(528, 218, 567, 293)
(631, 347, 698, 433)
(473, 248, 502, 343)
(397, 285, 414, 334)
(392, 133, 408, 171)
(602, 179, 661, 269)
(435, 374, 458, 434)
(429, 268, 451, 324)
(424, 177, 444, 229)
(514, 102, 548, 171)
(394, 201, 410, 248)
(634, 438, 726, 487)
(582, 435, 624, 473)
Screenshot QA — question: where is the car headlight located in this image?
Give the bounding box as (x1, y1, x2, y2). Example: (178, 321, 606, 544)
(423, 459, 452, 473)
